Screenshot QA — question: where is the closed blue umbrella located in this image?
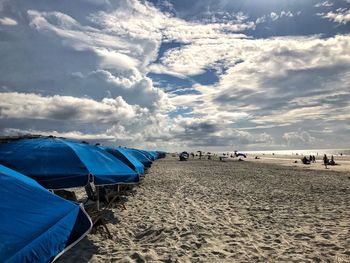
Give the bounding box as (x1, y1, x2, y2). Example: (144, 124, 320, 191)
(148, 151, 159, 160)
(124, 148, 152, 168)
(133, 149, 155, 161)
(0, 137, 139, 189)
(156, 151, 167, 158)
(0, 164, 92, 262)
(101, 147, 144, 175)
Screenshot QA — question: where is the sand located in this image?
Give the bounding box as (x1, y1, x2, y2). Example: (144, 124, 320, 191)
(59, 156, 350, 263)
(246, 154, 350, 172)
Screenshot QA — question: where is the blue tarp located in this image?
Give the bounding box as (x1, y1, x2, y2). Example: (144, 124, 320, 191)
(0, 138, 139, 189)
(102, 147, 145, 175)
(0, 164, 92, 263)
(124, 148, 153, 168)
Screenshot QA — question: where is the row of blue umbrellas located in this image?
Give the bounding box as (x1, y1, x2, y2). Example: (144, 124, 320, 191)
(0, 137, 164, 189)
(0, 137, 166, 262)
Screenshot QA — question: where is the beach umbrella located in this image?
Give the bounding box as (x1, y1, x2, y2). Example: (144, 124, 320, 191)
(101, 146, 145, 175)
(0, 137, 139, 189)
(123, 148, 153, 168)
(156, 151, 166, 159)
(133, 149, 155, 161)
(0, 164, 92, 262)
(148, 151, 159, 160)
(234, 150, 247, 158)
(179, 151, 189, 161)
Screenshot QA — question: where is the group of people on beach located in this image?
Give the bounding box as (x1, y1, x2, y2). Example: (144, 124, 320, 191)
(301, 155, 317, 165)
(301, 154, 337, 168)
(323, 154, 337, 168)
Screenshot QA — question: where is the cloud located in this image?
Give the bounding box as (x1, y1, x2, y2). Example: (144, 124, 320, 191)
(0, 0, 349, 151)
(322, 8, 350, 24)
(314, 1, 334, 7)
(256, 11, 297, 24)
(165, 117, 274, 148)
(280, 11, 294, 18)
(2, 128, 115, 141)
(162, 33, 350, 149)
(0, 3, 171, 111)
(0, 16, 17, 25)
(283, 131, 318, 147)
(255, 16, 266, 24)
(0, 91, 177, 149)
(0, 92, 142, 123)
(275, 10, 297, 20)
(270, 12, 279, 21)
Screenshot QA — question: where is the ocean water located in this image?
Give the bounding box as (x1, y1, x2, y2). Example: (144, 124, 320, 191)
(244, 149, 350, 156)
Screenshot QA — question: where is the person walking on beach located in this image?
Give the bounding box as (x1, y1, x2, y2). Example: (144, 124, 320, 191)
(323, 154, 328, 169)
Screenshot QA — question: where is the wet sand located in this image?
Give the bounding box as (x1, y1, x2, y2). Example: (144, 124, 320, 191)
(59, 156, 350, 262)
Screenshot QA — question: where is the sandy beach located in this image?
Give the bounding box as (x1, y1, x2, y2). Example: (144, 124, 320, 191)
(246, 154, 350, 172)
(59, 156, 350, 262)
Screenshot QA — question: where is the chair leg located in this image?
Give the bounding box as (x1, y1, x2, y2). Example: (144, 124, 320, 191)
(92, 215, 112, 239)
(100, 218, 112, 239)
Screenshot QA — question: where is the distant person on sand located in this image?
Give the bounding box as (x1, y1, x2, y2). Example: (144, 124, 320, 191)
(301, 156, 310, 165)
(198, 151, 202, 159)
(323, 154, 328, 169)
(329, 155, 336, 165)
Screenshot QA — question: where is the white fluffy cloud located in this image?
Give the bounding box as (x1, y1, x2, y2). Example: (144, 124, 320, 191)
(322, 8, 350, 24)
(0, 16, 17, 25)
(256, 10, 299, 24)
(283, 131, 317, 146)
(161, 32, 350, 149)
(0, 92, 142, 123)
(2, 128, 116, 141)
(315, 1, 334, 8)
(0, 0, 349, 151)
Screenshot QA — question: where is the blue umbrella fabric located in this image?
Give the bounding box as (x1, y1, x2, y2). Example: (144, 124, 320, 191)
(124, 148, 153, 168)
(148, 151, 159, 160)
(0, 164, 92, 263)
(64, 140, 140, 186)
(0, 137, 139, 189)
(136, 149, 156, 161)
(156, 151, 166, 158)
(101, 147, 145, 175)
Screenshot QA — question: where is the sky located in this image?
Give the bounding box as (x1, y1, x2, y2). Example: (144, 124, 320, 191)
(0, 0, 349, 151)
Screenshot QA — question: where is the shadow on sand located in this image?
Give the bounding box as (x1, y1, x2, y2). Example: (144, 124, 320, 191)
(57, 237, 98, 262)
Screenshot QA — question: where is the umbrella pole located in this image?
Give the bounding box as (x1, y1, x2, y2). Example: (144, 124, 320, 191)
(96, 186, 100, 211)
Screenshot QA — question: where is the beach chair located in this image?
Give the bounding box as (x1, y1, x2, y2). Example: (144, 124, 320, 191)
(83, 201, 112, 239)
(87, 183, 130, 211)
(53, 189, 77, 201)
(102, 184, 138, 210)
(55, 187, 113, 239)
